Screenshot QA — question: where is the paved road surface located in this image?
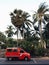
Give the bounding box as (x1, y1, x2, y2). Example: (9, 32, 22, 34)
(0, 64, 47, 65)
(0, 57, 49, 65)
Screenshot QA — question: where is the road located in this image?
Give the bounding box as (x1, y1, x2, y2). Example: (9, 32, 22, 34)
(0, 57, 49, 65)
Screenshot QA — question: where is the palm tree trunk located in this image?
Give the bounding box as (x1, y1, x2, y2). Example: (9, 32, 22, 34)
(39, 20, 43, 48)
(39, 20, 46, 48)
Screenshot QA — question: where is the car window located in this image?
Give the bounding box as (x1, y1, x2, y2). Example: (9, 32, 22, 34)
(7, 49, 12, 52)
(20, 50, 24, 53)
(13, 49, 18, 52)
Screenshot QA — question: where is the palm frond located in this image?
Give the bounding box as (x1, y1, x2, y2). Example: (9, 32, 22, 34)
(18, 10, 23, 15)
(10, 12, 14, 16)
(34, 26, 39, 31)
(43, 9, 49, 13)
(33, 18, 37, 25)
(38, 2, 46, 13)
(14, 9, 17, 14)
(27, 19, 33, 24)
(42, 19, 46, 24)
(44, 14, 49, 22)
(25, 21, 31, 27)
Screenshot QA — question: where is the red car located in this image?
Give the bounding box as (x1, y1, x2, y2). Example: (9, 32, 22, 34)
(5, 47, 31, 61)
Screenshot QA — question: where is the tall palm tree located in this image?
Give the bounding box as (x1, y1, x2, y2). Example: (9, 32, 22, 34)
(10, 9, 32, 46)
(33, 2, 49, 48)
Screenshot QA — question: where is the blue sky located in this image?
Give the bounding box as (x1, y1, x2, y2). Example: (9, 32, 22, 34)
(0, 0, 49, 33)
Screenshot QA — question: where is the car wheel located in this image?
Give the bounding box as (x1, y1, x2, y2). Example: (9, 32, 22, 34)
(24, 57, 28, 61)
(7, 58, 11, 61)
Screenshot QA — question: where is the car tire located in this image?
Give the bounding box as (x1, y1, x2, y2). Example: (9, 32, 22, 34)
(7, 57, 11, 61)
(24, 57, 28, 61)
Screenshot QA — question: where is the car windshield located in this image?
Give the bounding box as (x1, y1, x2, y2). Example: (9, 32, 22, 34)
(13, 49, 18, 52)
(20, 49, 24, 53)
(7, 49, 12, 52)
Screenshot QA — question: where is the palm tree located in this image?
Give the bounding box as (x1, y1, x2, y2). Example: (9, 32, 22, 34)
(5, 25, 15, 38)
(33, 2, 49, 48)
(10, 9, 32, 47)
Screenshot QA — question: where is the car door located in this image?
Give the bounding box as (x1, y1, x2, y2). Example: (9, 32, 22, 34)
(12, 49, 20, 57)
(20, 49, 25, 57)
